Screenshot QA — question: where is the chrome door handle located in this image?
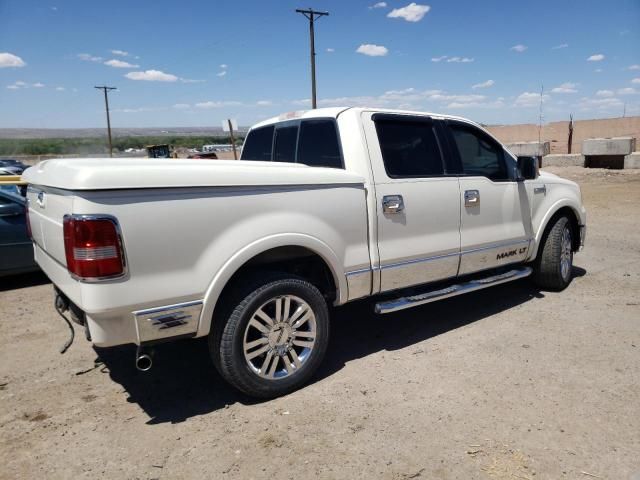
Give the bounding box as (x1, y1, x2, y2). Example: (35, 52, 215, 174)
(464, 190, 480, 207)
(534, 185, 547, 194)
(382, 195, 404, 214)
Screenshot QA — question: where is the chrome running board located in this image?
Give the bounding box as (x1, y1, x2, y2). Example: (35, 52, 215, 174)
(374, 266, 533, 314)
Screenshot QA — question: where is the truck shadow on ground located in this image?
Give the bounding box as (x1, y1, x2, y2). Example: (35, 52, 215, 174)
(96, 268, 586, 424)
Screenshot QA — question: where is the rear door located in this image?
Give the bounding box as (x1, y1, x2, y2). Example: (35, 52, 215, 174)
(444, 121, 530, 275)
(362, 112, 461, 292)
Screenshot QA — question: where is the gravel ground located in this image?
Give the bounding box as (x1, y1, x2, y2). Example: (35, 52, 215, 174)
(1, 167, 639, 480)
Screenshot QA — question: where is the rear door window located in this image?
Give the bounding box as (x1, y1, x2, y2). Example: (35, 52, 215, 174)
(375, 118, 444, 177)
(240, 125, 274, 161)
(297, 120, 343, 168)
(273, 125, 299, 163)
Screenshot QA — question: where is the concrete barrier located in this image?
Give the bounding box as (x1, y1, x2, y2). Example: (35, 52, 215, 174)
(541, 154, 585, 167)
(624, 152, 640, 169)
(582, 137, 636, 156)
(505, 141, 551, 157)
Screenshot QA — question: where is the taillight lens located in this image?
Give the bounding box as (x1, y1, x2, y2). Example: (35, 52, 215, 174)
(63, 215, 125, 280)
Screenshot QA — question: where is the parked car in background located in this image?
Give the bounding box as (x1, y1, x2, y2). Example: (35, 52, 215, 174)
(187, 151, 219, 159)
(0, 159, 29, 175)
(0, 189, 38, 277)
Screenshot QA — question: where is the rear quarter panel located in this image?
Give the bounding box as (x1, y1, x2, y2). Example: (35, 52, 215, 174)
(71, 183, 370, 338)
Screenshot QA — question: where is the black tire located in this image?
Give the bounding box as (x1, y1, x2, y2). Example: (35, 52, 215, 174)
(533, 215, 574, 291)
(209, 273, 330, 398)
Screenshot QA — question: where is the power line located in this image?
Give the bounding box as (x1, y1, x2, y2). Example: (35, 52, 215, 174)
(296, 8, 329, 109)
(94, 86, 117, 157)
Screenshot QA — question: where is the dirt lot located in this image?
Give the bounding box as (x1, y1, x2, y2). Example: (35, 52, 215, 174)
(1, 167, 639, 480)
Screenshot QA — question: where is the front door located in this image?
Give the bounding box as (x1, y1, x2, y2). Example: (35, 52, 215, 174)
(444, 121, 530, 276)
(362, 112, 461, 292)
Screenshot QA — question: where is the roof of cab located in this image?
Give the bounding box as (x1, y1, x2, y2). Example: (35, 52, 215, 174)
(250, 107, 482, 130)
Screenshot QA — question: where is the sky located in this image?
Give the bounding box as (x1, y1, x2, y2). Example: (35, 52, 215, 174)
(0, 0, 639, 128)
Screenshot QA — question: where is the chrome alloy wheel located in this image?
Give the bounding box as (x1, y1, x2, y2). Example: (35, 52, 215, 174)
(560, 226, 573, 281)
(242, 295, 317, 380)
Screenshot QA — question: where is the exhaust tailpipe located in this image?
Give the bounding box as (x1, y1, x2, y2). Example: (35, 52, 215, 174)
(135, 347, 153, 372)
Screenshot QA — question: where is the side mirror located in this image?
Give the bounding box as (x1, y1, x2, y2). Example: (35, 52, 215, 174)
(517, 156, 538, 181)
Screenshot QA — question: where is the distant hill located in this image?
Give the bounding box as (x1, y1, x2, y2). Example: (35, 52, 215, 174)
(0, 126, 249, 139)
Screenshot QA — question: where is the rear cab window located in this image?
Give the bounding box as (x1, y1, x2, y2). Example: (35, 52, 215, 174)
(240, 125, 274, 161)
(240, 118, 343, 168)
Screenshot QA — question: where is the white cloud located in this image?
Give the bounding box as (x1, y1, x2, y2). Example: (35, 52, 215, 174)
(587, 54, 605, 62)
(356, 44, 388, 57)
(0, 52, 26, 68)
(55, 86, 65, 91)
(510, 44, 527, 53)
(104, 59, 139, 68)
(111, 49, 129, 56)
(387, 3, 430, 22)
(179, 78, 204, 83)
(6, 85, 19, 90)
(596, 90, 614, 97)
(617, 87, 637, 95)
(173, 103, 190, 109)
(217, 70, 227, 77)
(629, 65, 640, 71)
(125, 70, 178, 82)
(256, 100, 273, 106)
(15, 81, 27, 87)
(326, 48, 335, 53)
(219, 64, 227, 69)
(195, 101, 243, 109)
(32, 82, 45, 88)
(632, 78, 640, 84)
(594, 68, 603, 73)
(369, 2, 387, 8)
(431, 56, 447, 62)
(446, 56, 474, 63)
(77, 53, 103, 62)
(472, 80, 494, 89)
(551, 82, 578, 94)
(552, 43, 568, 50)
(577, 96, 623, 110)
(515, 91, 549, 106)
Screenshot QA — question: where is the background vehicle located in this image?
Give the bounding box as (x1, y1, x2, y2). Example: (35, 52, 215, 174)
(146, 144, 174, 158)
(0, 159, 28, 175)
(187, 151, 218, 159)
(23, 107, 586, 398)
(0, 189, 38, 277)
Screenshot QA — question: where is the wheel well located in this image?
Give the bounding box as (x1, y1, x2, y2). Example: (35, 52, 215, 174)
(218, 246, 338, 306)
(547, 207, 580, 252)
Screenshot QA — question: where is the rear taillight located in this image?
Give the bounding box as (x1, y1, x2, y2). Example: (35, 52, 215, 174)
(63, 215, 125, 280)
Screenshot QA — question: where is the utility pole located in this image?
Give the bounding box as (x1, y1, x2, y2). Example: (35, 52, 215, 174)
(228, 119, 238, 160)
(296, 8, 329, 109)
(567, 114, 574, 154)
(94, 86, 117, 157)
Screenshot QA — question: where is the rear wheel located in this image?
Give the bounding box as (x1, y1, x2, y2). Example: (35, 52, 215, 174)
(210, 274, 329, 398)
(533, 216, 574, 291)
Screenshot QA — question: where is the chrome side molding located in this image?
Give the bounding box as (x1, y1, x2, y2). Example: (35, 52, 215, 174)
(374, 267, 532, 314)
(133, 300, 203, 343)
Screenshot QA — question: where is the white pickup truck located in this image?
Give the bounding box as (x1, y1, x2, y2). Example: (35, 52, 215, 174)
(24, 107, 586, 398)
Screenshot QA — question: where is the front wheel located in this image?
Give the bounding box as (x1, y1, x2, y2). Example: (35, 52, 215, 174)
(533, 216, 574, 291)
(210, 274, 330, 398)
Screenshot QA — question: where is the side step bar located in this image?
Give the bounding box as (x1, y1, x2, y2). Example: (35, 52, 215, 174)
(375, 266, 533, 314)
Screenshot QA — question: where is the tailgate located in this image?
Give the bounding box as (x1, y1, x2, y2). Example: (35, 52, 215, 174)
(27, 186, 74, 266)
